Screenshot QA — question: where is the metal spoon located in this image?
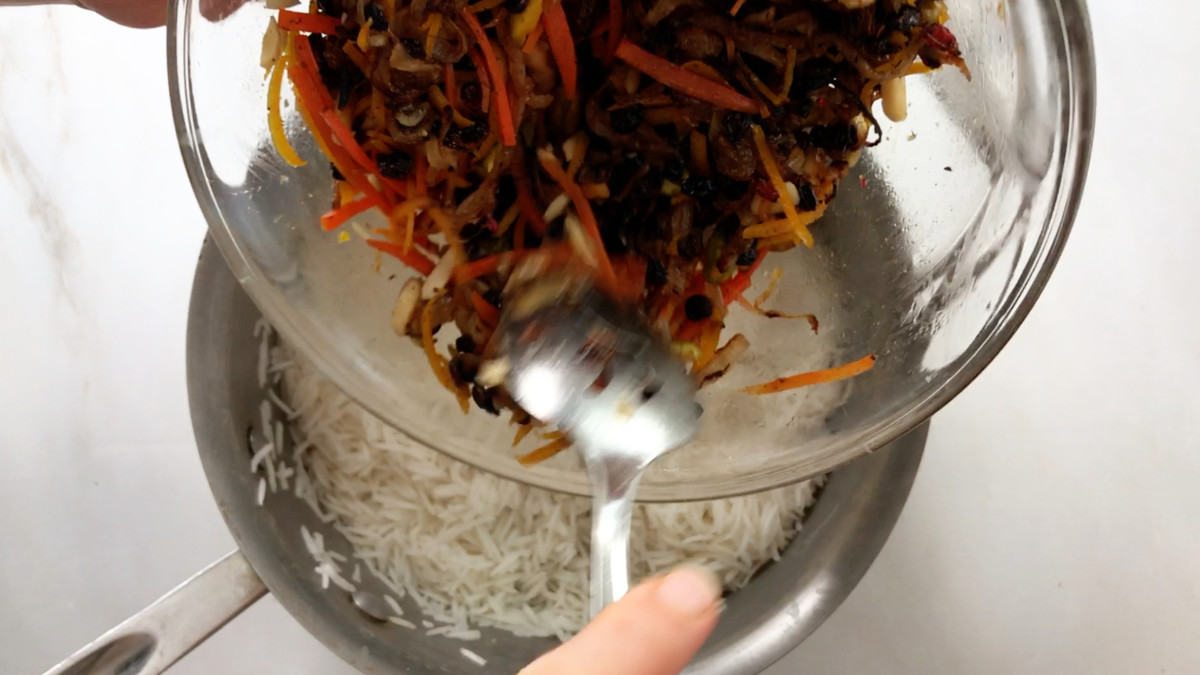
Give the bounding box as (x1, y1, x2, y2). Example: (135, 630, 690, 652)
(496, 271, 701, 617)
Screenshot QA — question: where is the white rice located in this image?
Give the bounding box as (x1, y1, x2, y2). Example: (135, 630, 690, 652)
(266, 340, 822, 639)
(459, 648, 487, 666)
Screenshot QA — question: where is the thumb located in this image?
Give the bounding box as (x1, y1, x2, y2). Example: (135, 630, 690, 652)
(520, 566, 722, 675)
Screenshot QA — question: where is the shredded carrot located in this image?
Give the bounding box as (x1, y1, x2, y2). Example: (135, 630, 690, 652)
(320, 195, 374, 231)
(692, 320, 723, 372)
(512, 423, 534, 446)
(565, 133, 590, 178)
(496, 203, 521, 235)
(719, 255, 765, 305)
(444, 64, 460, 109)
(742, 355, 877, 395)
(610, 255, 647, 302)
(517, 437, 571, 466)
(453, 252, 511, 283)
(581, 183, 610, 199)
(536, 149, 617, 287)
(689, 130, 708, 176)
(267, 48, 305, 167)
(421, 13, 443, 57)
(421, 290, 459, 396)
(514, 215, 527, 251)
(522, 19, 545, 53)
(403, 208, 417, 254)
(751, 124, 815, 248)
(728, 0, 748, 16)
(605, 0, 622, 62)
(320, 108, 384, 180)
(470, 291, 502, 327)
(467, 48, 492, 114)
(414, 152, 428, 196)
(367, 238, 437, 276)
(615, 40, 758, 113)
(781, 47, 797, 100)
(468, 0, 506, 11)
(277, 8, 341, 34)
(515, 173, 549, 235)
(461, 10, 517, 146)
(743, 214, 821, 239)
(542, 1, 577, 100)
(674, 320, 706, 343)
(340, 41, 372, 79)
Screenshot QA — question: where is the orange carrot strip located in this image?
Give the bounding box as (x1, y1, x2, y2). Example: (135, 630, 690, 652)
(421, 290, 459, 396)
(454, 252, 512, 282)
(605, 0, 622, 62)
(444, 63, 460, 109)
(751, 124, 815, 248)
(512, 423, 534, 447)
(692, 320, 723, 372)
(517, 437, 571, 466)
(719, 254, 765, 305)
(514, 172, 548, 235)
(542, 1, 577, 100)
(521, 19, 545, 53)
(537, 151, 617, 287)
(471, 291, 501, 327)
(728, 0, 748, 16)
(277, 9, 342, 34)
(320, 195, 374, 231)
(461, 10, 517, 145)
(366, 239, 437, 276)
(742, 355, 877, 395)
(615, 39, 758, 114)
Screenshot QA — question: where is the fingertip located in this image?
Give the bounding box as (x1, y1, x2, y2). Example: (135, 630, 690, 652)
(653, 565, 722, 620)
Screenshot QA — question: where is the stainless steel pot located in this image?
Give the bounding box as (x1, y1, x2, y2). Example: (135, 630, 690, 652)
(46, 236, 926, 675)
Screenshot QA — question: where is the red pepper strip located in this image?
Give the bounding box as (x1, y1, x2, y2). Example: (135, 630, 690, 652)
(366, 239, 437, 276)
(541, 1, 577, 100)
(471, 291, 501, 328)
(512, 160, 548, 235)
(286, 53, 391, 213)
(277, 9, 342, 35)
(614, 39, 759, 114)
(521, 19, 545, 54)
(605, 0, 622, 63)
(460, 10, 517, 146)
(320, 109, 383, 181)
(320, 195, 374, 231)
(719, 255, 765, 305)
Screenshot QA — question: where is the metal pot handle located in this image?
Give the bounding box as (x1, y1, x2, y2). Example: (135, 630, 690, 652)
(43, 550, 266, 675)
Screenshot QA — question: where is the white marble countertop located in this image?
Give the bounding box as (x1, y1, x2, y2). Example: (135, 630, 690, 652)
(2, 3, 1198, 674)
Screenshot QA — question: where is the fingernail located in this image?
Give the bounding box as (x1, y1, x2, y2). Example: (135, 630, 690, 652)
(655, 566, 721, 618)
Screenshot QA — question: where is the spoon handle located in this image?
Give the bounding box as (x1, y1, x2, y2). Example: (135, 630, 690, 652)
(586, 454, 646, 618)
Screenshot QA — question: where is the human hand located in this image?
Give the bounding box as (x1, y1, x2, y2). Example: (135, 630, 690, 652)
(70, 0, 242, 28)
(521, 566, 723, 675)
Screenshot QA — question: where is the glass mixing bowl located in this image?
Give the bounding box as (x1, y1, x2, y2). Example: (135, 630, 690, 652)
(169, 0, 1094, 501)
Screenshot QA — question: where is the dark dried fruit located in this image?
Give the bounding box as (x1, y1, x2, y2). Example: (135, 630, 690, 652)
(472, 385, 500, 415)
(681, 176, 716, 199)
(722, 111, 752, 143)
(646, 259, 668, 286)
(377, 150, 414, 179)
(610, 104, 646, 135)
(505, 0, 528, 12)
(736, 242, 759, 267)
(449, 356, 479, 385)
(663, 157, 685, 183)
(455, 335, 477, 354)
(684, 294, 714, 321)
(443, 122, 488, 150)
(364, 2, 388, 30)
(796, 182, 818, 211)
(459, 81, 483, 108)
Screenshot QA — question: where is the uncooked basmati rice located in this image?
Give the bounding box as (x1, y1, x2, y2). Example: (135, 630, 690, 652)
(267, 339, 822, 639)
(459, 647, 487, 666)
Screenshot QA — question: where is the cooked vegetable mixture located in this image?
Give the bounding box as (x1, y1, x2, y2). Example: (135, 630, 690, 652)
(261, 0, 967, 462)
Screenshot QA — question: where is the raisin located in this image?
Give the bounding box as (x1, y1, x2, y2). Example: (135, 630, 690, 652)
(684, 294, 714, 321)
